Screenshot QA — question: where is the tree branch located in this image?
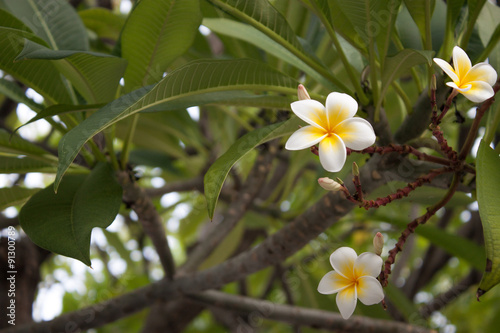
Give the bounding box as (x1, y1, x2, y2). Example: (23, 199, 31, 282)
(118, 171, 176, 280)
(189, 290, 433, 333)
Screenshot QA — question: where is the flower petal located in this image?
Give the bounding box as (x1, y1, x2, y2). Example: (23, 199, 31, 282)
(357, 276, 384, 306)
(336, 285, 357, 319)
(291, 99, 328, 130)
(334, 118, 376, 150)
(433, 58, 459, 83)
(318, 271, 353, 294)
(446, 82, 471, 92)
(318, 134, 347, 172)
(464, 62, 498, 86)
(460, 81, 495, 103)
(285, 126, 327, 150)
(354, 252, 383, 278)
(325, 92, 359, 129)
(330, 247, 357, 279)
(452, 46, 471, 79)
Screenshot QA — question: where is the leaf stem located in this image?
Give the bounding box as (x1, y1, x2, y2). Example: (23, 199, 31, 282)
(120, 113, 139, 170)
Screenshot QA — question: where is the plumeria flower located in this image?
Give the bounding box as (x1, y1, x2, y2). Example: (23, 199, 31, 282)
(285, 93, 376, 172)
(318, 177, 342, 192)
(318, 247, 384, 319)
(433, 46, 497, 103)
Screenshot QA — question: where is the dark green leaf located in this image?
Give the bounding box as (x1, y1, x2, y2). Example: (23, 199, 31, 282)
(121, 0, 202, 91)
(1, 0, 88, 51)
(0, 187, 40, 211)
(19, 163, 122, 266)
(0, 12, 72, 103)
(477, 140, 500, 297)
(204, 116, 302, 219)
(79, 8, 125, 41)
(0, 156, 55, 173)
(16, 40, 127, 103)
(55, 59, 297, 191)
(403, 0, 435, 39)
(0, 129, 51, 156)
(0, 77, 43, 112)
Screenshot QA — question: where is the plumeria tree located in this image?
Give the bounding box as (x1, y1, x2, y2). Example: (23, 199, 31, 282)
(0, 0, 500, 332)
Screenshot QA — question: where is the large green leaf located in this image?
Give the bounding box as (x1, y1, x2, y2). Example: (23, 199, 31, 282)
(403, 0, 435, 42)
(0, 156, 55, 174)
(79, 8, 125, 42)
(121, 0, 202, 91)
(14, 103, 105, 133)
(55, 59, 297, 190)
(16, 40, 127, 103)
(202, 18, 335, 90)
(379, 49, 433, 109)
(204, 116, 302, 219)
(207, 0, 340, 89)
(19, 163, 122, 266)
(477, 140, 500, 297)
(0, 0, 88, 51)
(0, 14, 71, 103)
(0, 77, 42, 112)
(0, 129, 51, 156)
(0, 187, 40, 211)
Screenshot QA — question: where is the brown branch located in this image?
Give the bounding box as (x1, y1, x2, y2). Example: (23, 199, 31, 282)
(419, 270, 481, 318)
(189, 290, 434, 333)
(144, 176, 204, 197)
(118, 171, 176, 280)
(0, 155, 422, 332)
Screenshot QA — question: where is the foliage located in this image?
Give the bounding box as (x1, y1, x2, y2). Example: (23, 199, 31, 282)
(0, 0, 499, 332)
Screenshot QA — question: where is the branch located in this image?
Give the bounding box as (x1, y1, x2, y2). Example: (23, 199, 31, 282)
(118, 171, 176, 280)
(1, 155, 416, 332)
(189, 290, 433, 333)
(144, 176, 204, 197)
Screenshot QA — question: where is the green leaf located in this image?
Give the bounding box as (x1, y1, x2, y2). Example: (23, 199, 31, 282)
(0, 77, 43, 112)
(14, 103, 105, 134)
(0, 187, 40, 211)
(0, 22, 72, 103)
(19, 163, 122, 266)
(16, 40, 127, 103)
(204, 116, 302, 219)
(79, 8, 125, 41)
(1, 0, 88, 51)
(403, 0, 435, 40)
(379, 49, 434, 109)
(121, 0, 202, 91)
(55, 59, 297, 191)
(202, 18, 336, 90)
(0, 129, 51, 156)
(385, 214, 485, 271)
(477, 140, 500, 297)
(0, 156, 54, 173)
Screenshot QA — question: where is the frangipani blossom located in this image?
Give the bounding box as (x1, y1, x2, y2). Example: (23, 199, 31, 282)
(285, 93, 376, 172)
(318, 247, 384, 319)
(433, 46, 497, 103)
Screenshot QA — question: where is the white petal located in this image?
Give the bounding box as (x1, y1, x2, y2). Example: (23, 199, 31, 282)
(460, 81, 495, 103)
(318, 134, 347, 173)
(334, 118, 376, 150)
(325, 92, 359, 128)
(285, 126, 327, 150)
(336, 285, 357, 319)
(446, 82, 471, 92)
(433, 58, 459, 83)
(290, 100, 328, 130)
(354, 252, 383, 278)
(317, 271, 352, 294)
(357, 276, 384, 305)
(452, 46, 472, 79)
(464, 62, 498, 86)
(330, 247, 357, 279)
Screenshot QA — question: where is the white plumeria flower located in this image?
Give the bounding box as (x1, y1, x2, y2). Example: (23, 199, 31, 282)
(433, 46, 498, 103)
(285, 93, 376, 172)
(318, 247, 384, 320)
(318, 177, 342, 192)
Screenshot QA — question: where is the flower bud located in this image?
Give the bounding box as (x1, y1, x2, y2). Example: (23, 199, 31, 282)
(318, 177, 342, 192)
(352, 162, 360, 177)
(297, 84, 311, 100)
(373, 232, 384, 256)
(431, 74, 437, 91)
